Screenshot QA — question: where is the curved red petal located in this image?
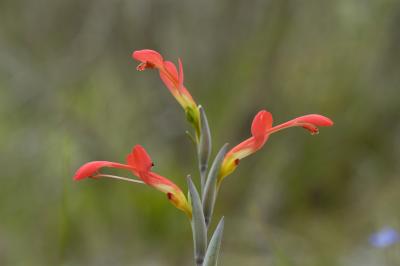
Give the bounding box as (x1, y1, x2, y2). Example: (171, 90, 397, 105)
(251, 110, 273, 139)
(294, 114, 334, 127)
(132, 49, 164, 69)
(268, 114, 334, 135)
(126, 145, 154, 173)
(73, 161, 132, 180)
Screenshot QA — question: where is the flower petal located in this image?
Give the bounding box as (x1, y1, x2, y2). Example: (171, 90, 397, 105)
(178, 58, 184, 92)
(163, 61, 179, 79)
(268, 114, 334, 135)
(126, 145, 154, 173)
(73, 161, 132, 180)
(159, 60, 180, 96)
(132, 49, 164, 70)
(294, 114, 334, 126)
(141, 172, 192, 217)
(125, 145, 191, 215)
(225, 110, 273, 164)
(251, 110, 273, 140)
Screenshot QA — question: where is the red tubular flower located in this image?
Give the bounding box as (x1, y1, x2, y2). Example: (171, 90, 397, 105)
(132, 49, 200, 137)
(218, 111, 333, 184)
(73, 145, 192, 218)
(218, 111, 273, 181)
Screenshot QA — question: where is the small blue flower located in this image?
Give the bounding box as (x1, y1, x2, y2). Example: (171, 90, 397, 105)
(369, 227, 400, 248)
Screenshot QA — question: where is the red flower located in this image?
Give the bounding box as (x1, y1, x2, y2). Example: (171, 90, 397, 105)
(74, 145, 192, 217)
(132, 49, 200, 137)
(219, 111, 333, 184)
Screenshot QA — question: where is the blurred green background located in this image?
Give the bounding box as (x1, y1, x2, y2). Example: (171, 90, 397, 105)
(1, 0, 400, 265)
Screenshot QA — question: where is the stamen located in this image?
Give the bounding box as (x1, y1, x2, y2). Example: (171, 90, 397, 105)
(136, 63, 146, 71)
(136, 62, 155, 71)
(301, 124, 319, 135)
(93, 174, 145, 184)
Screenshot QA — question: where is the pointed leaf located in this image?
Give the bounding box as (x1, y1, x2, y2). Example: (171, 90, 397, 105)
(202, 144, 229, 226)
(198, 106, 212, 189)
(187, 176, 207, 266)
(203, 217, 225, 266)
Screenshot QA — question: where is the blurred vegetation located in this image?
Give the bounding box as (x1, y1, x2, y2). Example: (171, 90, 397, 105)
(1, 0, 400, 265)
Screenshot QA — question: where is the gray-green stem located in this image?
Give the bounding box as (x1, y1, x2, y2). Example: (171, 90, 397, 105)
(190, 106, 225, 266)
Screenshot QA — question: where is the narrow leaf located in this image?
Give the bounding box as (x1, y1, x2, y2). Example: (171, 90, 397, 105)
(203, 217, 225, 266)
(198, 105, 212, 189)
(187, 175, 207, 266)
(202, 143, 229, 226)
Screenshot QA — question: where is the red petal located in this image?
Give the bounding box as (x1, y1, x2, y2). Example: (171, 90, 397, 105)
(163, 61, 179, 79)
(145, 172, 178, 189)
(126, 145, 154, 173)
(176, 59, 195, 102)
(294, 115, 333, 134)
(132, 49, 164, 69)
(293, 114, 334, 127)
(268, 114, 334, 135)
(159, 61, 179, 94)
(251, 110, 273, 140)
(225, 111, 273, 161)
(227, 137, 257, 156)
(73, 161, 132, 180)
(140, 172, 191, 216)
(178, 59, 184, 92)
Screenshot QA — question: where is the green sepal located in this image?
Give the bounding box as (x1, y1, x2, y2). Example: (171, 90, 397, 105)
(203, 217, 225, 266)
(202, 143, 229, 226)
(187, 175, 207, 266)
(198, 105, 212, 189)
